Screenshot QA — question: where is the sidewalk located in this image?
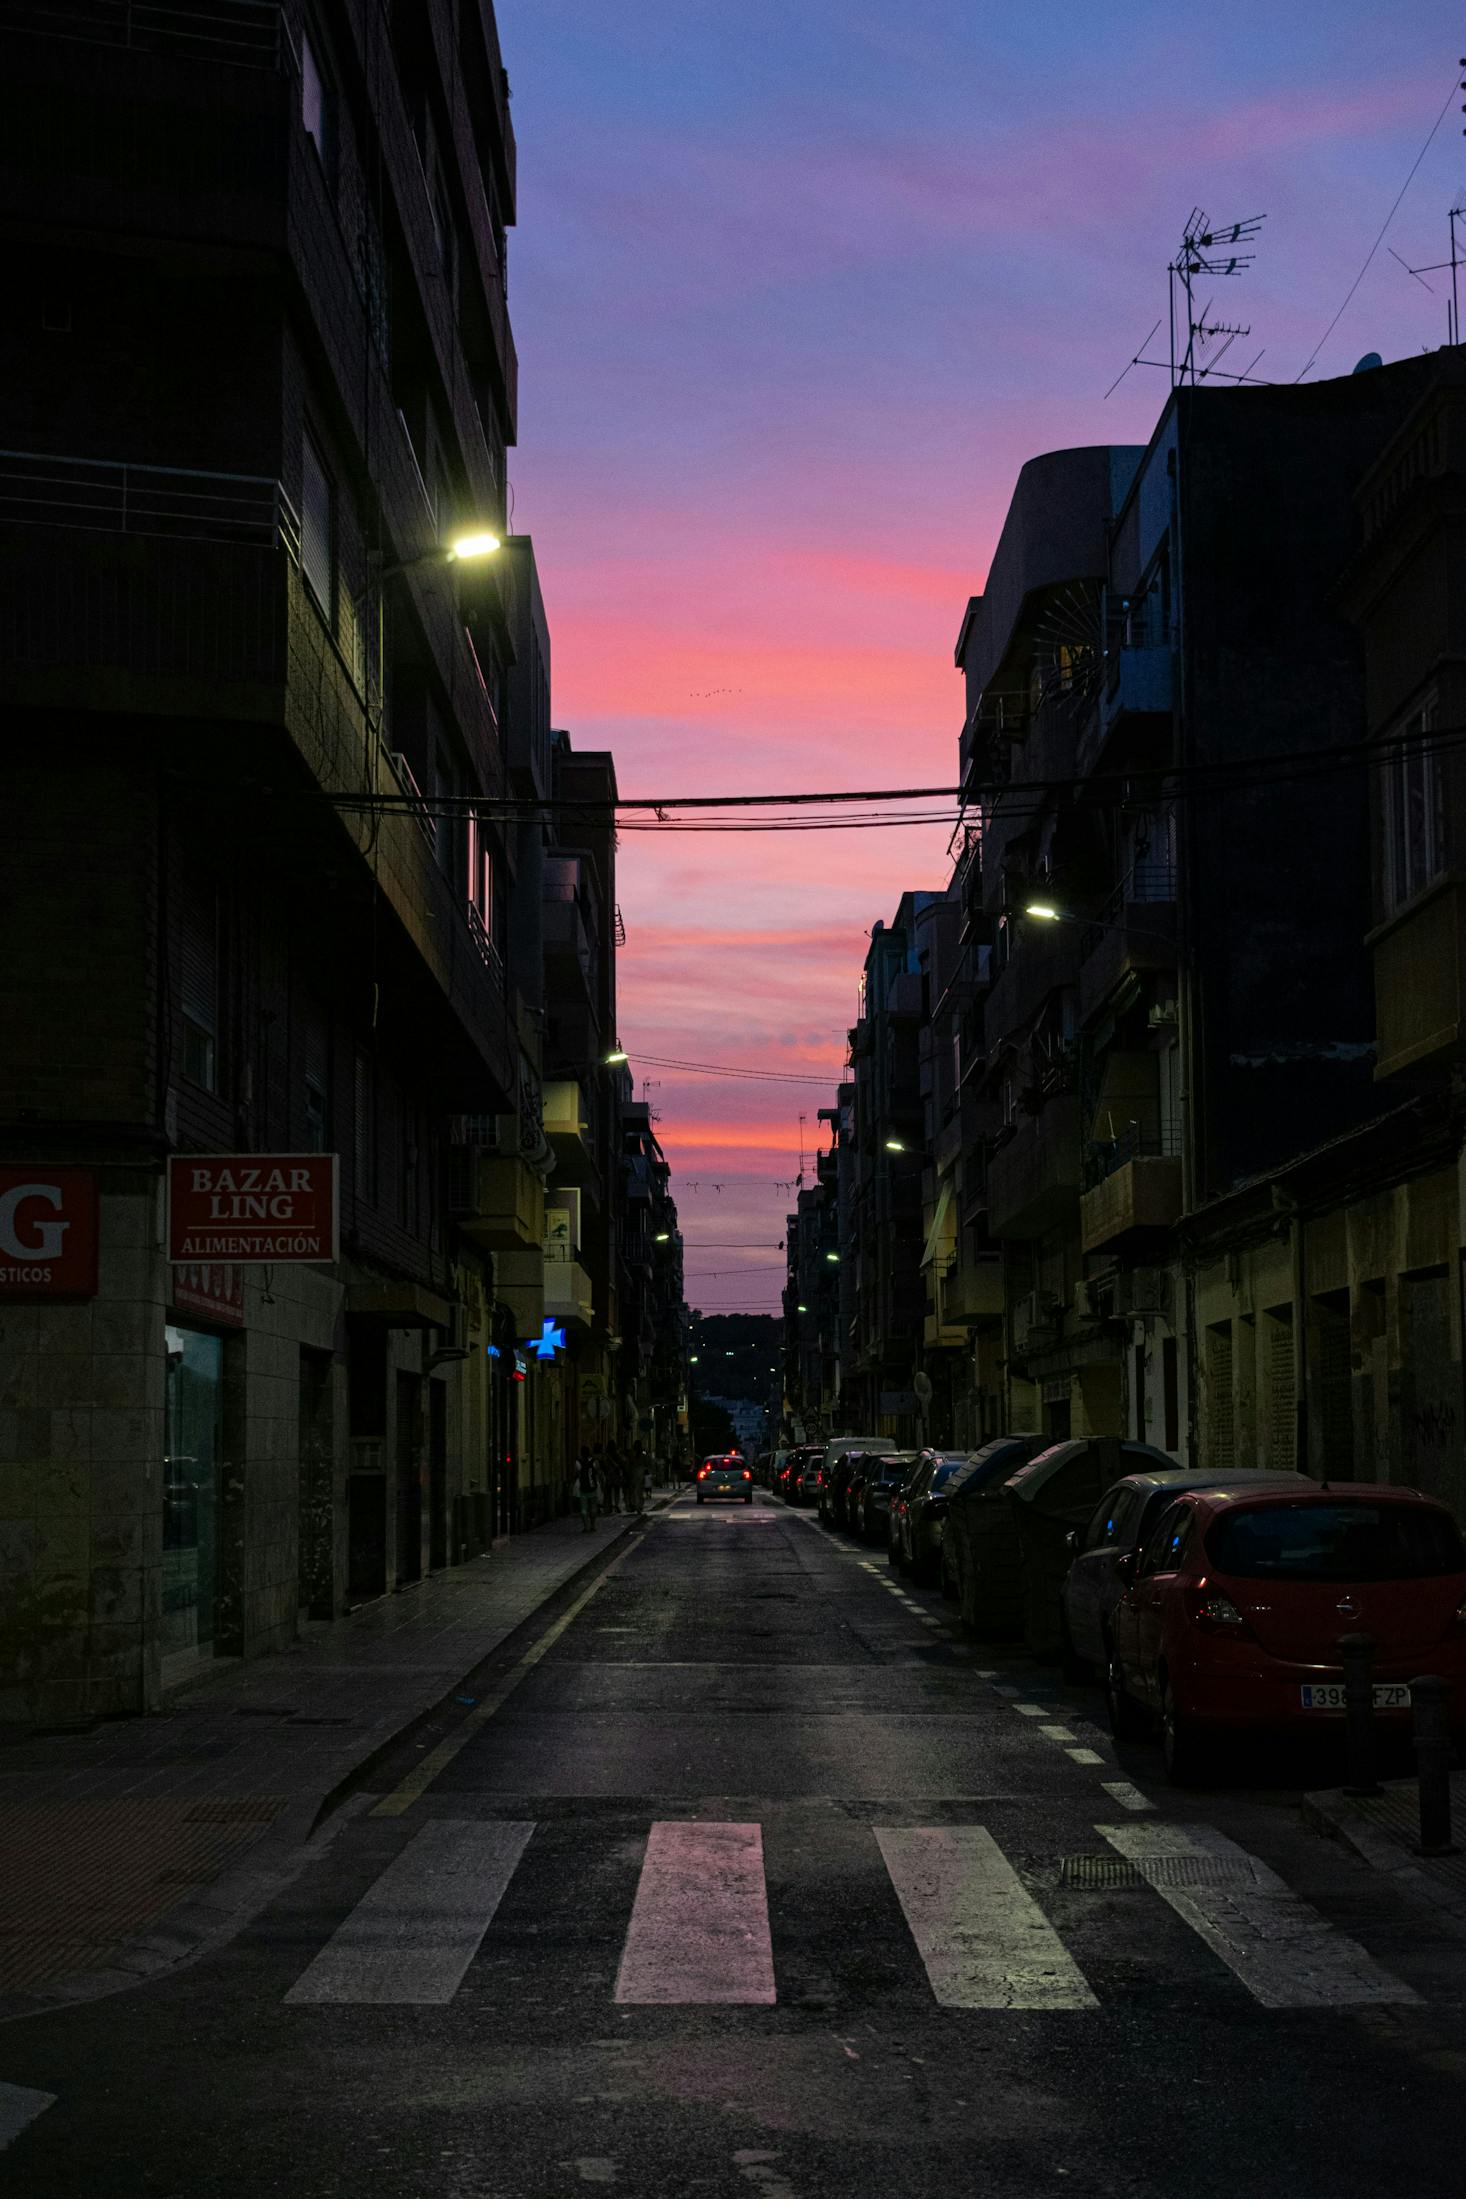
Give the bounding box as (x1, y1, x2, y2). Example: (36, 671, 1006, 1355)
(0, 1498, 671, 2019)
(1303, 1769, 1466, 1943)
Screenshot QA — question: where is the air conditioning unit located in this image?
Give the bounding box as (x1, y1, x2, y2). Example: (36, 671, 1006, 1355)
(454, 1113, 515, 1153)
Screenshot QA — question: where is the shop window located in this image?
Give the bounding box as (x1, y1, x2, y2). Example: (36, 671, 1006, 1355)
(163, 1326, 224, 1663)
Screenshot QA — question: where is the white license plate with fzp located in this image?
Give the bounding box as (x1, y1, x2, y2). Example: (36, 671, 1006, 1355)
(1300, 1683, 1411, 1711)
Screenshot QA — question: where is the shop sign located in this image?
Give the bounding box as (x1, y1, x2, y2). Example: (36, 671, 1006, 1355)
(171, 1262, 245, 1328)
(0, 1167, 98, 1299)
(167, 1154, 338, 1264)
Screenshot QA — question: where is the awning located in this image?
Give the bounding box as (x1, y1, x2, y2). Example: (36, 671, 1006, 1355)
(920, 1182, 954, 1270)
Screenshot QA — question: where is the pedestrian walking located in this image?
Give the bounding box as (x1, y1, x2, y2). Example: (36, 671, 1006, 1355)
(626, 1441, 646, 1517)
(571, 1449, 601, 1532)
(603, 1443, 625, 1514)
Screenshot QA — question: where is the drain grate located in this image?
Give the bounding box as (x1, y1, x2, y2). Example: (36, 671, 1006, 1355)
(1061, 1853, 1258, 1891)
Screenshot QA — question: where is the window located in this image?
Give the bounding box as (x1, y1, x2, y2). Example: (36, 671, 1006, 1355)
(1084, 1483, 1138, 1552)
(1207, 1502, 1464, 1582)
(180, 876, 218, 1093)
(305, 1075, 328, 1154)
(1138, 1500, 1192, 1577)
(300, 24, 333, 175)
(353, 1049, 376, 1206)
(301, 429, 335, 624)
(1384, 704, 1445, 911)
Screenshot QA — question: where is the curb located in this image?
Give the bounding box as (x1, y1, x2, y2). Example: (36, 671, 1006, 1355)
(1301, 1788, 1466, 1946)
(0, 1500, 677, 2026)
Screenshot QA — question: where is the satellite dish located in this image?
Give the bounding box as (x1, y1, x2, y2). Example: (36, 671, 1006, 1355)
(1352, 351, 1384, 375)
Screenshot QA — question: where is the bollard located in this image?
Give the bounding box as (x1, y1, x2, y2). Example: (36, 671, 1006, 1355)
(1338, 1633, 1382, 1798)
(1410, 1675, 1458, 1858)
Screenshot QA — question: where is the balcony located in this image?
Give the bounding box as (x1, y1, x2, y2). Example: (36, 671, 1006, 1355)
(941, 1253, 1004, 1324)
(1080, 1124, 1183, 1252)
(544, 1253, 594, 1329)
(1371, 877, 1466, 1079)
(449, 1149, 545, 1251)
(1077, 869, 1177, 1023)
(985, 1092, 1081, 1239)
(981, 915, 1077, 1051)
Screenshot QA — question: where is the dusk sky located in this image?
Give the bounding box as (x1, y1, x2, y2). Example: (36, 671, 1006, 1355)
(498, 0, 1465, 1316)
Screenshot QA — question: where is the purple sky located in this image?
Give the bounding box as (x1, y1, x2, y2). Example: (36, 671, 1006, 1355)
(497, 0, 1466, 1313)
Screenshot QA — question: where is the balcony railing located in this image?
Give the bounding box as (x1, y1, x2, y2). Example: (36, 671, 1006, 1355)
(387, 751, 437, 851)
(0, 448, 299, 556)
(466, 901, 506, 994)
(1085, 1118, 1181, 1189)
(1, 0, 290, 67)
(1079, 863, 1176, 961)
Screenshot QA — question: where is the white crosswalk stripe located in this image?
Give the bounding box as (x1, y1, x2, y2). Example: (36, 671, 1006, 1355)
(278, 1812, 1420, 2016)
(285, 1819, 534, 2005)
(615, 1821, 776, 2005)
(877, 1825, 1099, 2009)
(1097, 1821, 1419, 2008)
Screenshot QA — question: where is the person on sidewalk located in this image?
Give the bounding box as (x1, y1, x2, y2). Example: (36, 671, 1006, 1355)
(603, 1443, 625, 1514)
(572, 1449, 601, 1532)
(625, 1442, 646, 1517)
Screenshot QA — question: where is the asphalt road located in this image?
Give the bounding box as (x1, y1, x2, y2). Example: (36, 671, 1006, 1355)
(4, 1492, 1466, 2198)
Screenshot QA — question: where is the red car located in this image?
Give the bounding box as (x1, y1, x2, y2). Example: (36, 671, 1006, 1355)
(1106, 1483, 1466, 1783)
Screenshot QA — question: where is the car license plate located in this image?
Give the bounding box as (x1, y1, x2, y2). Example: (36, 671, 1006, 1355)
(1299, 1683, 1411, 1711)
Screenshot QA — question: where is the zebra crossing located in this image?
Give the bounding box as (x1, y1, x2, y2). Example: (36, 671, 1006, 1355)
(277, 1813, 1422, 2015)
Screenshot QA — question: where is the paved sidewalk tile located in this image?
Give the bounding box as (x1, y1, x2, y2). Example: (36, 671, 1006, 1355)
(1303, 1770, 1466, 1941)
(0, 1500, 672, 2007)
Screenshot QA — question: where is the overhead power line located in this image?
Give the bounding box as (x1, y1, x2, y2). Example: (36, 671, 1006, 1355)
(631, 1051, 840, 1085)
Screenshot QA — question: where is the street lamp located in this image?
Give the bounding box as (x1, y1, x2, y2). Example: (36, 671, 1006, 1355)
(604, 1048, 629, 1065)
(884, 1137, 907, 1153)
(825, 1252, 839, 1263)
(796, 1303, 808, 1312)
(378, 531, 503, 582)
(655, 1231, 671, 1242)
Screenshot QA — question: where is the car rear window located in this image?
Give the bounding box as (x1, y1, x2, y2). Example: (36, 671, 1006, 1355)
(1207, 1502, 1466, 1582)
(929, 1463, 962, 1492)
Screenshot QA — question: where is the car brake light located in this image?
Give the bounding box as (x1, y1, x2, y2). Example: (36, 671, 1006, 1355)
(1190, 1579, 1249, 1634)
(697, 1467, 708, 1479)
(742, 1471, 751, 1481)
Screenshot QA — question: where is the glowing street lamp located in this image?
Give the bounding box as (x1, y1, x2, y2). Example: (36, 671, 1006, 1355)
(884, 1137, 907, 1153)
(448, 530, 502, 561)
(604, 1048, 629, 1065)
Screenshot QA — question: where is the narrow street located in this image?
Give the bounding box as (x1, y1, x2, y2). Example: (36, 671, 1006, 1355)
(4, 1492, 1464, 2197)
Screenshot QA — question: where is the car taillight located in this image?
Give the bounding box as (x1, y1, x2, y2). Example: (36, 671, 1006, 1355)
(743, 1471, 751, 1481)
(1190, 1579, 1249, 1635)
(698, 1467, 709, 1479)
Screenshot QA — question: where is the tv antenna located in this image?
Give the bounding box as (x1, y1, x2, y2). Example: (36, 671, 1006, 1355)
(1106, 209, 1270, 399)
(1396, 193, 1466, 344)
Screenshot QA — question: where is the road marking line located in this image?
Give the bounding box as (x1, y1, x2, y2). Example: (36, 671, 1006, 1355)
(615, 1822, 776, 2005)
(0, 2082, 56, 2152)
(1100, 1781, 1153, 1812)
(1040, 1724, 1077, 1741)
(285, 1819, 534, 2004)
(371, 1541, 639, 1816)
(1013, 1703, 1047, 1717)
(1066, 1747, 1105, 1765)
(919, 1617, 944, 1628)
(1097, 1822, 1419, 2008)
(976, 1669, 998, 1679)
(875, 1826, 1097, 2010)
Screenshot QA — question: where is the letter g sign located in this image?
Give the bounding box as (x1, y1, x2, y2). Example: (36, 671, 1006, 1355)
(0, 1168, 97, 1296)
(0, 1182, 68, 1260)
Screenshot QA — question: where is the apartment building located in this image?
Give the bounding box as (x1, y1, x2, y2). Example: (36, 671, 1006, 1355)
(0, 3, 670, 1724)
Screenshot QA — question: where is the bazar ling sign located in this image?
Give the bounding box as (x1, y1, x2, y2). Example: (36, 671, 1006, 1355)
(167, 1154, 339, 1264)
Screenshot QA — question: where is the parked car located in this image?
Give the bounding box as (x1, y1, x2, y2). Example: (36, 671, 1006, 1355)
(796, 1451, 827, 1505)
(1106, 1483, 1466, 1783)
(782, 1446, 824, 1506)
(819, 1446, 879, 1528)
(1060, 1468, 1308, 1679)
(890, 1451, 971, 1583)
(696, 1458, 754, 1504)
(849, 1453, 918, 1544)
(752, 1450, 774, 1488)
